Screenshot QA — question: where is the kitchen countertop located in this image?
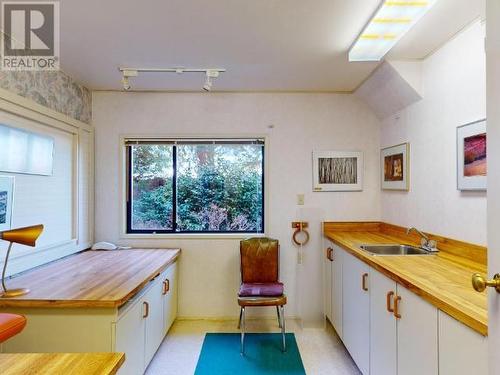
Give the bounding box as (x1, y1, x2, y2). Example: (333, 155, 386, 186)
(0, 353, 125, 375)
(0, 249, 180, 308)
(324, 222, 487, 336)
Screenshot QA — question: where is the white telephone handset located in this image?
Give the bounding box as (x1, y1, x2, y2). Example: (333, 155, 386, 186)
(91, 242, 131, 250)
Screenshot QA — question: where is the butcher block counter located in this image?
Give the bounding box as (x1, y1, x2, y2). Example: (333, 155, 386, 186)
(0, 248, 180, 375)
(0, 249, 180, 308)
(324, 222, 487, 335)
(0, 353, 125, 375)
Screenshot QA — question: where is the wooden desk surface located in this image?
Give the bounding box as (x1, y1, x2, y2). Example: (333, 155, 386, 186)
(0, 249, 180, 308)
(324, 222, 487, 336)
(0, 353, 125, 375)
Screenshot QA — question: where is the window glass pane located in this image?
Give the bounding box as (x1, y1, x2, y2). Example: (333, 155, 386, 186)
(176, 143, 263, 232)
(130, 144, 173, 230)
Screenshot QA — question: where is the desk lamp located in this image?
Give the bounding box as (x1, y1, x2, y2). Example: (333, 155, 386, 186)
(0, 225, 43, 297)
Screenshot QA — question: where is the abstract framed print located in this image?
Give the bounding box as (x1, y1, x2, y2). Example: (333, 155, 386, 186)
(457, 119, 486, 191)
(381, 143, 409, 191)
(313, 151, 363, 192)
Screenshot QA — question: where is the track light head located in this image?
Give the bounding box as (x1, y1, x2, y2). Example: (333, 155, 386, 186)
(120, 69, 138, 91)
(121, 76, 131, 91)
(203, 70, 220, 92)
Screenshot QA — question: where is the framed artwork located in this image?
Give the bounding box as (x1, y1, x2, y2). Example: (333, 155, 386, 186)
(0, 176, 14, 231)
(312, 151, 363, 192)
(381, 143, 409, 191)
(457, 119, 486, 191)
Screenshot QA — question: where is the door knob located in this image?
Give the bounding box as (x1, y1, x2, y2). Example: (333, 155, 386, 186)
(472, 273, 500, 293)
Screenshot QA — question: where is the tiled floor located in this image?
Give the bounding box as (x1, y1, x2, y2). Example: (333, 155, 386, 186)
(146, 318, 361, 375)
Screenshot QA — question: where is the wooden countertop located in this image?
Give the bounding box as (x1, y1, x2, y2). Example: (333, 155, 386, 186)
(0, 249, 180, 308)
(324, 222, 488, 336)
(0, 353, 125, 375)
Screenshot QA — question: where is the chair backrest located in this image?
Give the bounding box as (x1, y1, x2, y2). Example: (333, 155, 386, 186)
(240, 237, 279, 283)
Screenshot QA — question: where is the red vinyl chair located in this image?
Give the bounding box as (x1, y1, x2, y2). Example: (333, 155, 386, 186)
(0, 313, 26, 343)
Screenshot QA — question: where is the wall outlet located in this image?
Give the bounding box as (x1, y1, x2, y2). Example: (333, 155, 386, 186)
(297, 194, 305, 205)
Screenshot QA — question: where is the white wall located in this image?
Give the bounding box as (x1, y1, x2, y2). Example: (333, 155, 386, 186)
(381, 21, 487, 245)
(92, 92, 381, 323)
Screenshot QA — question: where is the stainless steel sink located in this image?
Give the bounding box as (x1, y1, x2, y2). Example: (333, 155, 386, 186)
(358, 244, 434, 256)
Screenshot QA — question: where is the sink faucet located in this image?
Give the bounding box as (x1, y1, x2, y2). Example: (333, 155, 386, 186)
(406, 227, 439, 253)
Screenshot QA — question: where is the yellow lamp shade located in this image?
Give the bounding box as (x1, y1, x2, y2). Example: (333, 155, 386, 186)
(0, 224, 44, 247)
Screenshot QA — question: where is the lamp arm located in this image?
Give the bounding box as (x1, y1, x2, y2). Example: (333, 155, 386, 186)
(1, 242, 13, 293)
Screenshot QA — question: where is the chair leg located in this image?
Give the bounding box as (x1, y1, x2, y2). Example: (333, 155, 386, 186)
(280, 305, 286, 352)
(240, 307, 246, 355)
(238, 307, 243, 329)
(276, 305, 282, 328)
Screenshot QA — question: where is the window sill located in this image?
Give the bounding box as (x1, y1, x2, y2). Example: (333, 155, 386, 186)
(120, 232, 267, 240)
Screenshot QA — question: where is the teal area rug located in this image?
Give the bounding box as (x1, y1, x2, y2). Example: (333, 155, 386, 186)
(195, 333, 306, 375)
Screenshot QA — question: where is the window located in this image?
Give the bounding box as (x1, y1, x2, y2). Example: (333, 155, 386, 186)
(126, 138, 264, 234)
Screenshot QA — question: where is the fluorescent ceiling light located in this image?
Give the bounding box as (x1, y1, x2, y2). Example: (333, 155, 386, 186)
(349, 0, 438, 62)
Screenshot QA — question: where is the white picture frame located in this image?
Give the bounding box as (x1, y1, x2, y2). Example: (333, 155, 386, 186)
(381, 143, 410, 191)
(457, 119, 487, 191)
(312, 151, 363, 192)
(0, 176, 14, 231)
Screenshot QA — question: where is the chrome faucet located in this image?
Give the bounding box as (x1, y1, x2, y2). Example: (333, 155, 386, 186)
(406, 227, 439, 253)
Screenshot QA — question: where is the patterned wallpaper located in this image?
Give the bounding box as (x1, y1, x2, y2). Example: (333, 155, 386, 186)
(0, 70, 92, 124)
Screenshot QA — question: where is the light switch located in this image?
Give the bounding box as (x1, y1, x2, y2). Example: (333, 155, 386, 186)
(297, 194, 305, 205)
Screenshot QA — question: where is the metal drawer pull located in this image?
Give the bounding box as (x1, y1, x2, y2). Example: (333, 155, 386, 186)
(394, 295, 401, 319)
(386, 291, 394, 312)
(143, 301, 149, 318)
(327, 248, 334, 261)
(162, 279, 170, 295)
(362, 273, 368, 291)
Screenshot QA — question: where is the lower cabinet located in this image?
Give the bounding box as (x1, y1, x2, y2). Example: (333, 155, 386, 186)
(115, 262, 178, 375)
(369, 268, 438, 375)
(326, 242, 486, 375)
(331, 245, 343, 338)
(369, 269, 397, 375)
(324, 241, 333, 322)
(438, 311, 488, 375)
(342, 251, 370, 375)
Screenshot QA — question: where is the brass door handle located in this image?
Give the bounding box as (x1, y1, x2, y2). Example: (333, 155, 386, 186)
(386, 291, 394, 312)
(143, 301, 149, 318)
(394, 295, 401, 319)
(362, 273, 368, 291)
(472, 273, 500, 293)
(162, 279, 170, 295)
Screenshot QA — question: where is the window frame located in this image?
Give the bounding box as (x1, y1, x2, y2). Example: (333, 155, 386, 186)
(124, 137, 266, 236)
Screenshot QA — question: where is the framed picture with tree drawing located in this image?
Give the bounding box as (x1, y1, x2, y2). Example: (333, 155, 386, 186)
(312, 151, 363, 192)
(381, 143, 409, 191)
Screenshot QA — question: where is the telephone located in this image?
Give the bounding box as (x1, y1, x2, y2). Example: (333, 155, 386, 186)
(91, 242, 131, 250)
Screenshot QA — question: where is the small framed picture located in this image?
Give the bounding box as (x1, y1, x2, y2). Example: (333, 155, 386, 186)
(312, 151, 363, 192)
(457, 119, 486, 191)
(381, 143, 410, 191)
(0, 176, 14, 231)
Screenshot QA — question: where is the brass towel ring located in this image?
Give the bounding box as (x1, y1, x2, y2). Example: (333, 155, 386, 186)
(291, 222, 309, 246)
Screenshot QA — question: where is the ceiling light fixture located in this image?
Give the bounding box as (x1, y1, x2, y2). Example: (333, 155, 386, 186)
(118, 67, 226, 91)
(348, 0, 438, 62)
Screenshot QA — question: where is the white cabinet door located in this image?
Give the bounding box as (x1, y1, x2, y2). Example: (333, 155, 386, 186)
(324, 241, 333, 322)
(396, 285, 438, 375)
(342, 251, 370, 375)
(116, 297, 146, 375)
(162, 262, 178, 334)
(369, 269, 397, 375)
(438, 311, 488, 375)
(331, 244, 343, 338)
(144, 278, 165, 365)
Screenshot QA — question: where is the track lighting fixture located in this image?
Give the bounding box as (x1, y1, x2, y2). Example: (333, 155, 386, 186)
(118, 67, 225, 91)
